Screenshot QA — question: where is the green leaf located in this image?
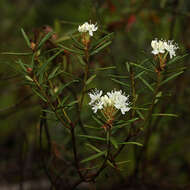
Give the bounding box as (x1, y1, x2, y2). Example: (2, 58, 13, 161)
(152, 113, 178, 117)
(58, 44, 84, 55)
(119, 141, 143, 147)
(108, 74, 129, 79)
(56, 80, 79, 96)
(134, 71, 146, 79)
(116, 160, 131, 165)
(59, 95, 70, 107)
(67, 100, 78, 107)
(37, 50, 63, 76)
(86, 74, 96, 85)
(57, 70, 76, 78)
(92, 115, 104, 125)
(141, 58, 151, 65)
(78, 135, 106, 141)
(70, 35, 85, 49)
(136, 110, 145, 120)
(115, 118, 139, 128)
(125, 62, 130, 72)
(25, 75, 33, 82)
(167, 54, 188, 66)
(93, 66, 116, 71)
(160, 71, 184, 86)
(30, 53, 35, 69)
(110, 137, 118, 149)
(48, 66, 61, 80)
(129, 62, 154, 73)
(84, 125, 101, 130)
(38, 72, 44, 84)
(32, 89, 47, 102)
(131, 107, 148, 111)
(76, 55, 86, 66)
(41, 109, 55, 114)
(91, 32, 114, 49)
(38, 31, 53, 49)
(154, 91, 162, 104)
(16, 59, 27, 72)
(138, 76, 154, 92)
(85, 143, 102, 153)
(80, 151, 106, 163)
(21, 28, 31, 48)
(1, 52, 32, 56)
(90, 41, 112, 56)
(111, 78, 130, 87)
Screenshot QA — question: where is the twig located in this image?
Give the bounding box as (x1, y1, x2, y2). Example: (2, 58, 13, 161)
(39, 113, 57, 188)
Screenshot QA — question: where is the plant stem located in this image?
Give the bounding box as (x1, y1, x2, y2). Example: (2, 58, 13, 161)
(33, 76, 69, 129)
(79, 48, 89, 110)
(91, 127, 111, 181)
(70, 124, 85, 180)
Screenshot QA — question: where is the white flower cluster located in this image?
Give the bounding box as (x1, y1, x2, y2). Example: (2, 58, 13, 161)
(151, 39, 179, 59)
(89, 89, 130, 115)
(78, 22, 98, 36)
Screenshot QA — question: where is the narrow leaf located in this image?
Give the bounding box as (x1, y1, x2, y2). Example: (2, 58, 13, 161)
(108, 74, 129, 79)
(56, 80, 79, 96)
(78, 135, 106, 141)
(115, 118, 139, 128)
(59, 95, 70, 107)
(116, 160, 131, 165)
(119, 142, 143, 147)
(92, 115, 104, 125)
(37, 50, 63, 76)
(16, 59, 27, 72)
(90, 41, 112, 56)
(30, 53, 35, 69)
(85, 143, 102, 153)
(152, 113, 178, 117)
(32, 89, 47, 102)
(80, 151, 106, 163)
(70, 35, 85, 49)
(21, 28, 31, 48)
(2, 52, 32, 56)
(129, 62, 154, 73)
(86, 74, 96, 85)
(125, 62, 130, 72)
(58, 44, 84, 55)
(138, 76, 154, 92)
(67, 100, 78, 107)
(91, 32, 114, 49)
(38, 32, 53, 49)
(136, 110, 145, 120)
(84, 125, 101, 130)
(160, 71, 184, 86)
(110, 137, 118, 149)
(93, 66, 116, 71)
(111, 78, 130, 87)
(167, 54, 188, 66)
(41, 109, 55, 114)
(134, 71, 145, 79)
(48, 66, 61, 80)
(77, 55, 86, 66)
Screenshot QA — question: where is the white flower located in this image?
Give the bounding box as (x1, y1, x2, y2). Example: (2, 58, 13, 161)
(151, 39, 178, 59)
(107, 90, 130, 115)
(89, 89, 130, 115)
(88, 89, 102, 106)
(78, 21, 98, 36)
(151, 39, 166, 55)
(88, 89, 103, 113)
(164, 40, 179, 59)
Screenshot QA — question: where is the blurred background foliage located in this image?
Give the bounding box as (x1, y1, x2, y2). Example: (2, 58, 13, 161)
(1, 0, 190, 189)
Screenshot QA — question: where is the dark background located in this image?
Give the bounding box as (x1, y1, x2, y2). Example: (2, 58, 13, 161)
(1, 0, 190, 189)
